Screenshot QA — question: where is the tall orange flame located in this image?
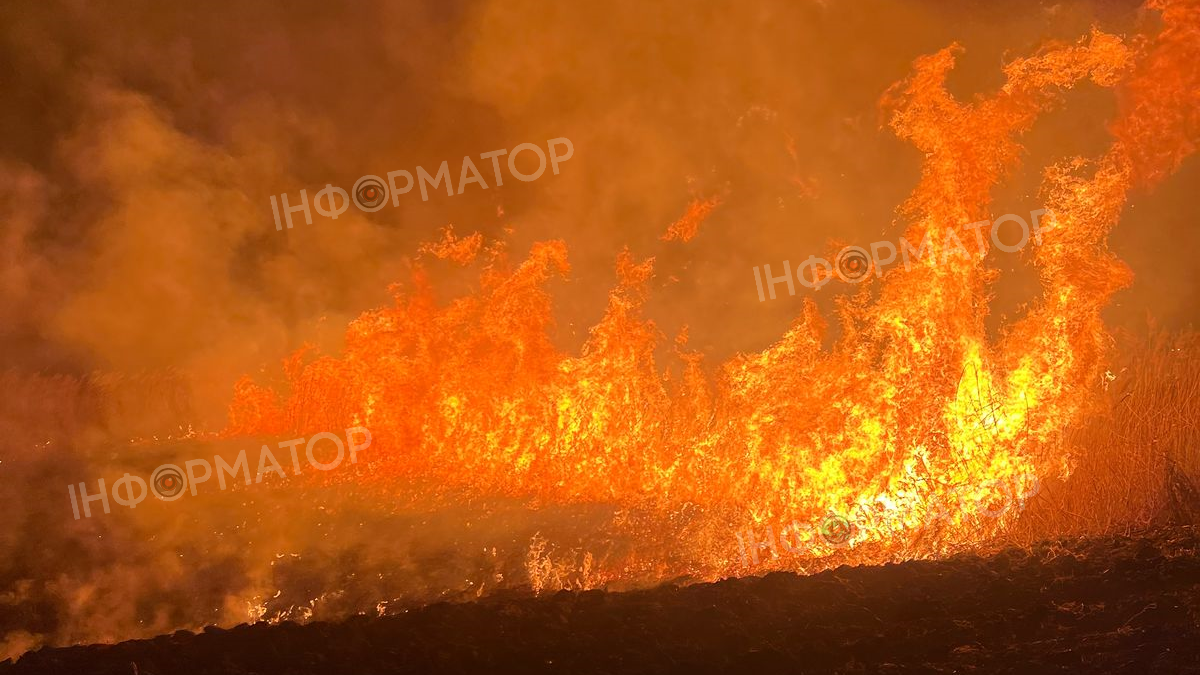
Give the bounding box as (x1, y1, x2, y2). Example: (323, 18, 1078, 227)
(228, 0, 1200, 581)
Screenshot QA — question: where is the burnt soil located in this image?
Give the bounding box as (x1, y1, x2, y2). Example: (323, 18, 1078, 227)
(4, 527, 1200, 675)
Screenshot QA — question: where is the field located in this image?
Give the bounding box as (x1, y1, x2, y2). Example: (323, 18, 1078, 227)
(4, 526, 1199, 674)
(2, 333, 1200, 670)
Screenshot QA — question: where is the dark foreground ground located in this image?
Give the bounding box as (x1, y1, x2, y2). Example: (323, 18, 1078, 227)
(4, 528, 1200, 675)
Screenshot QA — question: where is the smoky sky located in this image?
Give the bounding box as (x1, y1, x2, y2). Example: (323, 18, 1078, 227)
(0, 0, 1187, 425)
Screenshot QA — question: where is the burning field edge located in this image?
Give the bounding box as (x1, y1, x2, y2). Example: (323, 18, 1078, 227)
(4, 526, 1200, 675)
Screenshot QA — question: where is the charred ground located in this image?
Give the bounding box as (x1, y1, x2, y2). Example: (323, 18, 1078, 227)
(5, 526, 1199, 675)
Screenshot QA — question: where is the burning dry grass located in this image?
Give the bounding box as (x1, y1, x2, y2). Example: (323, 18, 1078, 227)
(1006, 330, 1200, 544)
(2, 329, 1199, 662)
(2, 0, 1199, 662)
(211, 0, 1200, 584)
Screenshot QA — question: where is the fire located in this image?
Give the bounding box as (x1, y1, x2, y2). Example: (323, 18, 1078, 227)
(661, 193, 723, 243)
(227, 0, 1200, 584)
